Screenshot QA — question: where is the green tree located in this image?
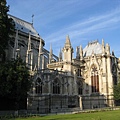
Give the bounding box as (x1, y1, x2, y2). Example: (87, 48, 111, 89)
(112, 80, 120, 106)
(0, 0, 14, 62)
(0, 58, 32, 110)
(113, 83, 120, 100)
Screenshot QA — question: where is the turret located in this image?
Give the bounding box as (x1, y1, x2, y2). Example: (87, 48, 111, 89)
(79, 45, 83, 60)
(64, 35, 71, 48)
(49, 44, 53, 64)
(59, 48, 62, 62)
(76, 46, 79, 59)
(62, 35, 73, 62)
(106, 43, 110, 55)
(102, 39, 105, 54)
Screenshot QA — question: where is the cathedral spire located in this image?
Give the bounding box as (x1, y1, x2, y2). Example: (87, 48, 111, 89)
(63, 35, 73, 62)
(79, 45, 83, 60)
(64, 35, 71, 47)
(76, 46, 79, 59)
(102, 39, 104, 46)
(106, 43, 110, 55)
(50, 44, 53, 55)
(49, 44, 53, 64)
(59, 48, 62, 62)
(102, 39, 105, 54)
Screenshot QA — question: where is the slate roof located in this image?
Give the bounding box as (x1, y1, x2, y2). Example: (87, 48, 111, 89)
(83, 40, 102, 57)
(8, 14, 40, 37)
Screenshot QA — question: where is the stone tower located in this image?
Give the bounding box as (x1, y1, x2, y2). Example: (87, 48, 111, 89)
(62, 35, 73, 74)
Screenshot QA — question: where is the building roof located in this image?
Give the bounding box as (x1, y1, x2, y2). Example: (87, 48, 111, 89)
(8, 14, 40, 37)
(83, 40, 102, 57)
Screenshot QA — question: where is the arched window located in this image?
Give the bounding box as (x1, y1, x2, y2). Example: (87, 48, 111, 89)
(77, 80, 83, 95)
(77, 69, 81, 76)
(91, 65, 99, 93)
(35, 77, 43, 94)
(53, 78, 60, 94)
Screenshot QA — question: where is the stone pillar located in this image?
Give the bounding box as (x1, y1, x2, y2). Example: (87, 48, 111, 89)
(48, 75, 51, 93)
(107, 56, 114, 106)
(42, 55, 44, 69)
(30, 51, 33, 70)
(74, 69, 78, 95)
(106, 44, 114, 106)
(102, 55, 108, 95)
(79, 96, 83, 110)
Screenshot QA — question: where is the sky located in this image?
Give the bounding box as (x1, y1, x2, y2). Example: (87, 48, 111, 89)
(7, 0, 120, 57)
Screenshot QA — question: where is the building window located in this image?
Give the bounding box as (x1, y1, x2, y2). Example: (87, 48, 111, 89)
(53, 78, 60, 94)
(77, 69, 81, 76)
(77, 81, 83, 95)
(91, 66, 99, 93)
(35, 77, 43, 94)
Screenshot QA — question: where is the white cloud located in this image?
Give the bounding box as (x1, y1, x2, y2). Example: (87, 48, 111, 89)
(7, 0, 120, 57)
(45, 5, 120, 43)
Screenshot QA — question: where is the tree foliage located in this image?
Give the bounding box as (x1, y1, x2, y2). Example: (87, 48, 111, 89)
(0, 0, 14, 61)
(113, 83, 120, 100)
(0, 58, 32, 108)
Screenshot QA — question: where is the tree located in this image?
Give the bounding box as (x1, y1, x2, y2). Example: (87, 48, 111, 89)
(112, 81, 120, 106)
(0, 0, 14, 62)
(0, 58, 32, 110)
(113, 83, 120, 100)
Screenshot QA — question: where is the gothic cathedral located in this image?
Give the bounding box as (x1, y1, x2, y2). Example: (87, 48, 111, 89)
(6, 15, 120, 113)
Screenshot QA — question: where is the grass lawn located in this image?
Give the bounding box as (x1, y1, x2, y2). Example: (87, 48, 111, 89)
(9, 110, 120, 120)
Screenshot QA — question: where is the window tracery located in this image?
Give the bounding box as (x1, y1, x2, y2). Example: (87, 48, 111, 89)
(53, 78, 60, 94)
(35, 77, 43, 94)
(77, 80, 83, 95)
(91, 65, 99, 93)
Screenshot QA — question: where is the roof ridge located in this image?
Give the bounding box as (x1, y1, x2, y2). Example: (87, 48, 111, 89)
(8, 14, 39, 37)
(8, 14, 32, 25)
(88, 40, 99, 46)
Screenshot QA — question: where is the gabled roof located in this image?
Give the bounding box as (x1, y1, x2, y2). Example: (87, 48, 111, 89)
(83, 40, 102, 57)
(8, 14, 40, 37)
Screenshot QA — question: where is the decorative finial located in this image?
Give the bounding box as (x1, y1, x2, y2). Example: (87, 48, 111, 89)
(102, 39, 104, 46)
(32, 14, 34, 25)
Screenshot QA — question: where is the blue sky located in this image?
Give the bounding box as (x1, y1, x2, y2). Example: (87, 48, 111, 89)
(7, 0, 120, 57)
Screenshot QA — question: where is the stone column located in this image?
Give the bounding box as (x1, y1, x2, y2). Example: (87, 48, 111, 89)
(74, 69, 78, 95)
(48, 75, 51, 94)
(102, 55, 108, 95)
(79, 96, 83, 110)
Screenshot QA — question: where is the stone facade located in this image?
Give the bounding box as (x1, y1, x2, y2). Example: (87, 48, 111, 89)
(5, 15, 120, 113)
